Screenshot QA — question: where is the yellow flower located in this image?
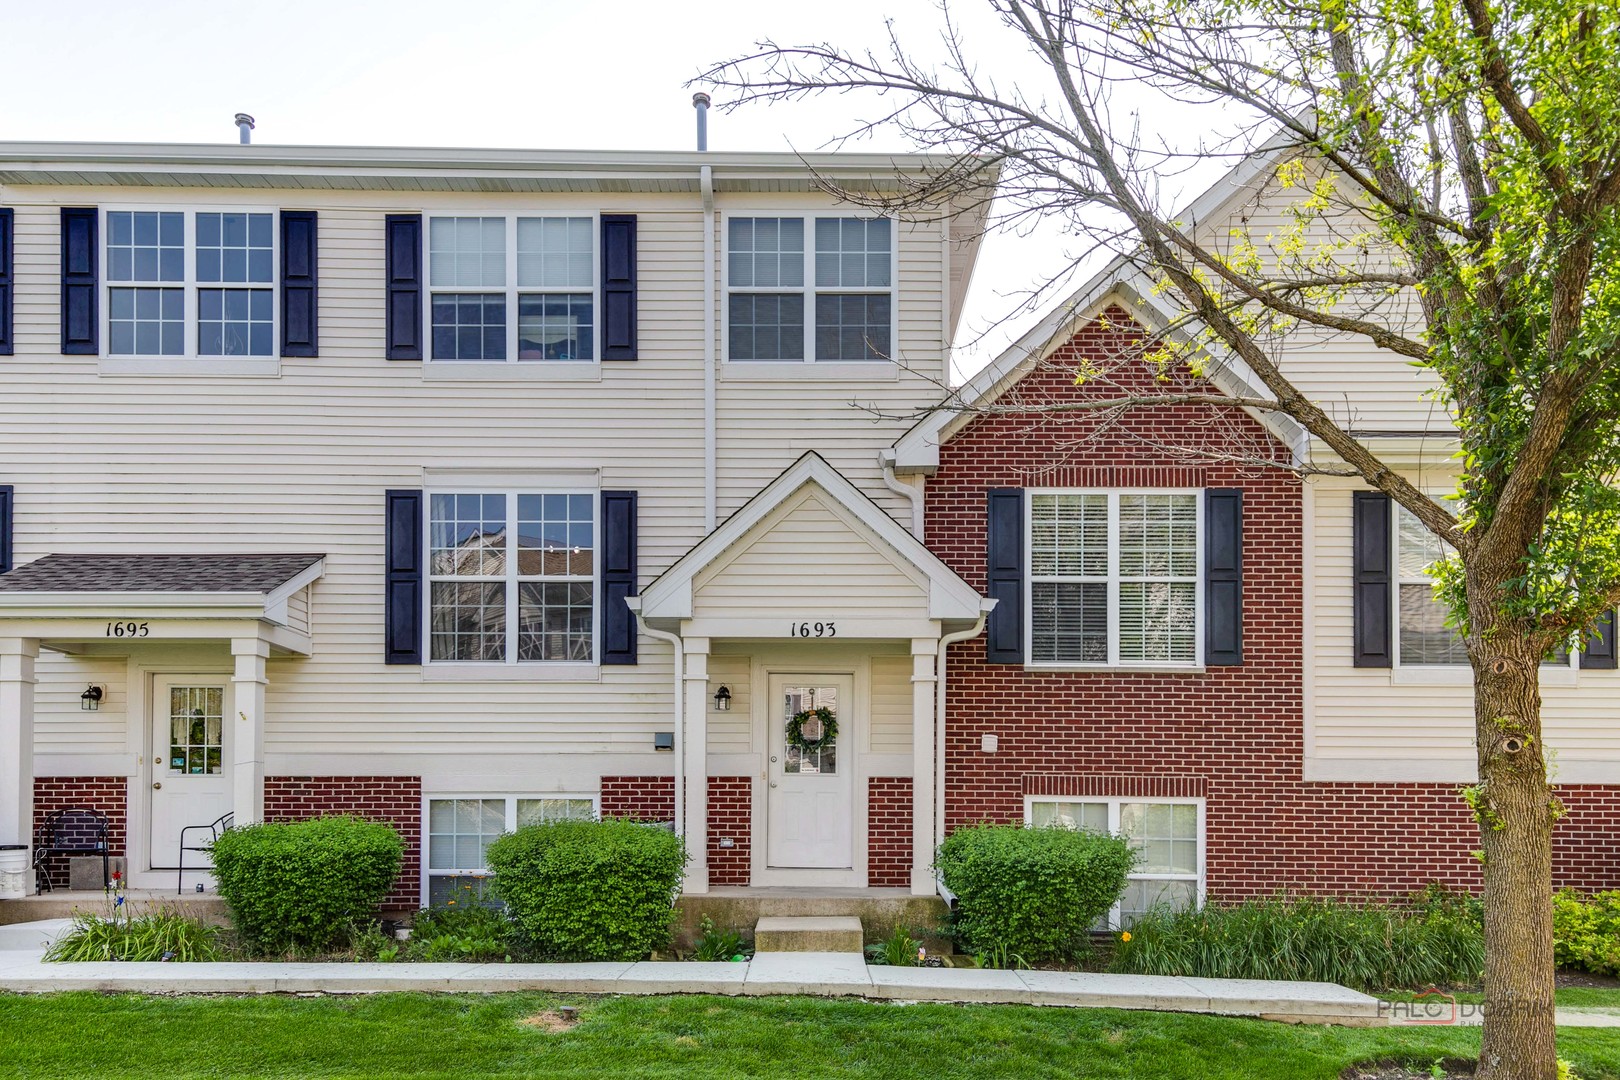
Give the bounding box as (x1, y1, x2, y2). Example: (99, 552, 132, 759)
(1120, 931, 1132, 942)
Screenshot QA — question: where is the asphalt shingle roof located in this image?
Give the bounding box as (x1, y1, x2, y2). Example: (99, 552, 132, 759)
(0, 553, 324, 593)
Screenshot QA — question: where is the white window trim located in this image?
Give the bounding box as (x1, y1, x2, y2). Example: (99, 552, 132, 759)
(421, 486, 601, 670)
(1024, 489, 1205, 671)
(1023, 795, 1206, 929)
(98, 204, 281, 375)
(720, 211, 900, 366)
(420, 793, 599, 904)
(422, 213, 601, 368)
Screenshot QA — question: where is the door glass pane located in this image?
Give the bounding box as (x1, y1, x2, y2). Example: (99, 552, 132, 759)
(167, 685, 224, 775)
(783, 684, 838, 775)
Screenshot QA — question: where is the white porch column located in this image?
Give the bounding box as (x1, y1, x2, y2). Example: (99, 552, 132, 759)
(0, 637, 39, 853)
(910, 637, 939, 896)
(681, 636, 710, 893)
(230, 637, 269, 827)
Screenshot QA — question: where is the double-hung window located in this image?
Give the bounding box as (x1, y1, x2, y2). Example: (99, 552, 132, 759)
(1395, 505, 1468, 666)
(726, 215, 893, 362)
(425, 795, 595, 905)
(104, 209, 276, 357)
(427, 491, 596, 663)
(427, 215, 596, 362)
(1028, 492, 1202, 666)
(1026, 797, 1204, 926)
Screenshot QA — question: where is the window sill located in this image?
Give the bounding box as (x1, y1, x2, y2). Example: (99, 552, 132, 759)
(420, 663, 601, 683)
(1389, 665, 1470, 685)
(98, 357, 282, 378)
(722, 361, 899, 381)
(1023, 664, 1207, 675)
(423, 362, 603, 382)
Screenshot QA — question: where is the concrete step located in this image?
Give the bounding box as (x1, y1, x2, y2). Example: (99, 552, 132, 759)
(754, 916, 864, 953)
(0, 918, 75, 950)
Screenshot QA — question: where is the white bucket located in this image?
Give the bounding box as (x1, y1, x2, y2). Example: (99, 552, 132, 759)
(0, 845, 29, 900)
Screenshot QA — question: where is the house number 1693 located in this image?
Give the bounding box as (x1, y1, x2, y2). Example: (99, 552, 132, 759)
(790, 621, 836, 638)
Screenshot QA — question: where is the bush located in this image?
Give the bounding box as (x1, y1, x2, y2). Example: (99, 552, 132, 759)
(406, 904, 516, 963)
(1553, 889, 1620, 976)
(211, 815, 403, 955)
(486, 818, 686, 961)
(934, 823, 1135, 964)
(45, 910, 223, 962)
(1110, 896, 1484, 991)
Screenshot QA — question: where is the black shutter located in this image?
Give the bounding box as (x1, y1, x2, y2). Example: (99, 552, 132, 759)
(60, 208, 97, 355)
(280, 210, 318, 357)
(986, 488, 1025, 663)
(600, 490, 639, 664)
(385, 214, 423, 361)
(384, 489, 423, 665)
(1205, 488, 1243, 666)
(0, 485, 12, 575)
(0, 208, 13, 356)
(1581, 609, 1617, 670)
(600, 214, 637, 361)
(1353, 491, 1393, 667)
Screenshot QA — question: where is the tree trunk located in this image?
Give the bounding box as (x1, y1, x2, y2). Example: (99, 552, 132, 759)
(1472, 634, 1558, 1080)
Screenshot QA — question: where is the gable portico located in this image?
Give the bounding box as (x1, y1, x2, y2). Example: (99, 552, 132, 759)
(633, 453, 991, 896)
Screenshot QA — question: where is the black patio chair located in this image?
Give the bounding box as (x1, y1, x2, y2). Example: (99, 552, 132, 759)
(31, 807, 110, 894)
(177, 811, 233, 895)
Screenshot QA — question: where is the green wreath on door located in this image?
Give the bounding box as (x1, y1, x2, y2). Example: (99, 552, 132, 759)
(785, 706, 838, 753)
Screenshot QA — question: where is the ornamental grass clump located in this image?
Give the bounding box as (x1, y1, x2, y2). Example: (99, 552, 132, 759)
(1109, 895, 1484, 991)
(486, 818, 687, 962)
(210, 815, 403, 955)
(934, 823, 1134, 965)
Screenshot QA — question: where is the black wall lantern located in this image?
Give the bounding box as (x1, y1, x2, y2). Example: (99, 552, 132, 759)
(80, 685, 103, 711)
(713, 685, 732, 712)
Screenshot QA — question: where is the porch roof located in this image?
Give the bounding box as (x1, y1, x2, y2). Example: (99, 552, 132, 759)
(0, 553, 322, 593)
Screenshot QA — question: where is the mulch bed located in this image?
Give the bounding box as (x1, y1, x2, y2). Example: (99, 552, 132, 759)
(1342, 1059, 1474, 1080)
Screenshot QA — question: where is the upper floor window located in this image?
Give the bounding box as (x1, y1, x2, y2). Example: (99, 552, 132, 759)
(427, 216, 595, 362)
(104, 209, 276, 357)
(726, 215, 893, 362)
(427, 491, 596, 663)
(1028, 491, 1201, 666)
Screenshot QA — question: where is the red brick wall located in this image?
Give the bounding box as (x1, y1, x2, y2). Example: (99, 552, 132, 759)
(868, 777, 913, 887)
(32, 777, 126, 891)
(600, 775, 675, 822)
(708, 777, 752, 886)
(929, 308, 1620, 898)
(263, 776, 422, 909)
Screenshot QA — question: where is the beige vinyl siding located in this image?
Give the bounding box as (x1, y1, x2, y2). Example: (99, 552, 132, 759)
(1305, 475, 1620, 779)
(691, 488, 931, 624)
(866, 655, 914, 755)
(1, 183, 944, 774)
(34, 657, 128, 759)
(707, 655, 753, 754)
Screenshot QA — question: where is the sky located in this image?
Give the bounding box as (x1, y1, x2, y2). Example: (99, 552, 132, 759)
(0, 0, 1209, 380)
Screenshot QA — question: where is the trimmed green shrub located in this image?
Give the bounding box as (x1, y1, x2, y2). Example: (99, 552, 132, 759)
(211, 815, 403, 954)
(45, 910, 223, 962)
(486, 818, 686, 961)
(934, 824, 1135, 964)
(1110, 896, 1484, 991)
(1553, 889, 1620, 976)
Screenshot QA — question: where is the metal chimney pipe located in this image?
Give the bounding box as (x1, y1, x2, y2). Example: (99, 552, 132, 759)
(691, 93, 710, 152)
(234, 113, 256, 145)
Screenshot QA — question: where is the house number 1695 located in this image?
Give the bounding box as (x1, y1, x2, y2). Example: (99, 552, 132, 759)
(790, 621, 836, 638)
(105, 621, 150, 638)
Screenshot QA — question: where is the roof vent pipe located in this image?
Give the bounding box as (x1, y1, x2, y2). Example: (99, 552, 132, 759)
(234, 113, 255, 145)
(691, 93, 710, 151)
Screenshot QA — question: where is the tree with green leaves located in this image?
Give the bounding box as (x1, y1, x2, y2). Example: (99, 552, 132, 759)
(704, 2, 1620, 1076)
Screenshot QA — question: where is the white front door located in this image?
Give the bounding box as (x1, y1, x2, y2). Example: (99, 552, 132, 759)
(150, 678, 233, 870)
(766, 673, 855, 870)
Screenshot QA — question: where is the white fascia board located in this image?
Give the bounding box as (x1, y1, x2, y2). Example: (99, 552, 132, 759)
(0, 590, 269, 617)
(638, 452, 984, 623)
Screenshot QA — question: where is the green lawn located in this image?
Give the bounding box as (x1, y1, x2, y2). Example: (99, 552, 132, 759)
(1, 993, 1619, 1079)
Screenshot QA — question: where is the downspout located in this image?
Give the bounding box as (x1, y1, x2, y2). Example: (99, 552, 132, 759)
(935, 605, 992, 891)
(701, 164, 717, 531)
(879, 448, 924, 540)
(632, 605, 685, 838)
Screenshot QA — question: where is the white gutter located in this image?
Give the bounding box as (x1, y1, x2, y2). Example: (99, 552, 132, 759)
(935, 608, 992, 887)
(702, 164, 717, 531)
(878, 449, 924, 540)
(632, 606, 685, 838)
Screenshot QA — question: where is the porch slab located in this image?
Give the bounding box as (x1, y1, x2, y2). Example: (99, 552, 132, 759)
(676, 888, 948, 950)
(0, 891, 229, 926)
(754, 916, 864, 953)
(742, 950, 873, 997)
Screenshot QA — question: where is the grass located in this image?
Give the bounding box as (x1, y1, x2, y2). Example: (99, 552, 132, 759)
(0, 992, 1618, 1079)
